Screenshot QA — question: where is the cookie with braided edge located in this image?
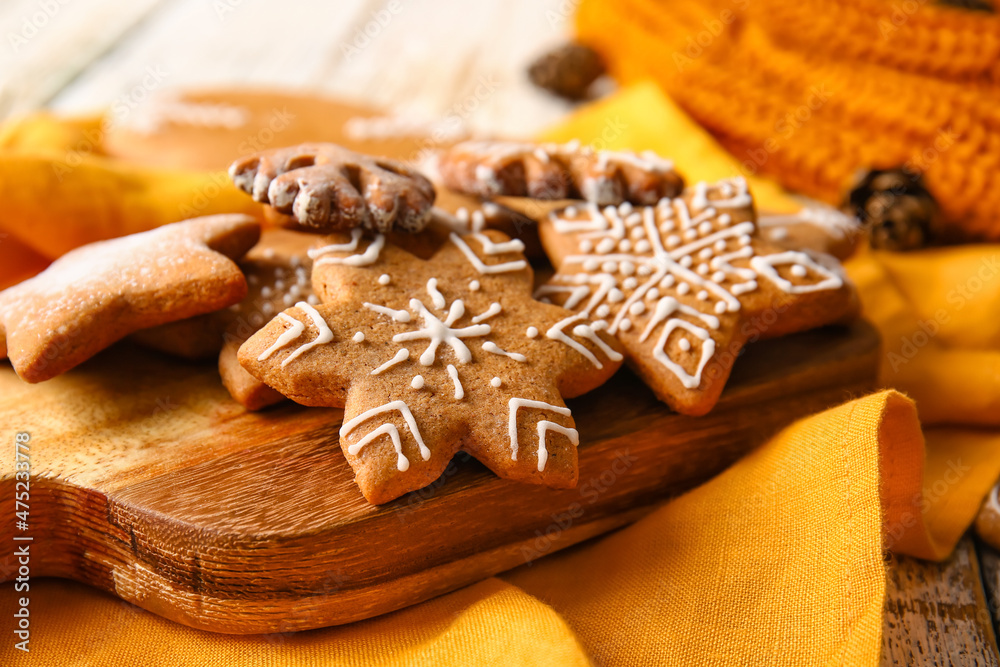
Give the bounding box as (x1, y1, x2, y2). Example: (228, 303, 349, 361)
(230, 143, 436, 233)
(439, 140, 684, 206)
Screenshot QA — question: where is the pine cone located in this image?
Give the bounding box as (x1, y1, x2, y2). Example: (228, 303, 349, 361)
(528, 43, 606, 101)
(842, 168, 941, 251)
(937, 0, 994, 12)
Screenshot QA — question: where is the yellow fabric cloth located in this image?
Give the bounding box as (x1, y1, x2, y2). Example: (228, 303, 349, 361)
(537, 82, 800, 215)
(7, 390, 996, 666)
(0, 112, 260, 272)
(4, 94, 1000, 665)
(846, 247, 1000, 427)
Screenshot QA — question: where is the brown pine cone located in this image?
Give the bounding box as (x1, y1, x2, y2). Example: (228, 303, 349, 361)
(842, 168, 941, 251)
(528, 43, 606, 101)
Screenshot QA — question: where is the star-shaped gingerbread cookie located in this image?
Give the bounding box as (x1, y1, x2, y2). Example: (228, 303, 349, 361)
(535, 178, 858, 416)
(238, 229, 624, 504)
(0, 214, 260, 383)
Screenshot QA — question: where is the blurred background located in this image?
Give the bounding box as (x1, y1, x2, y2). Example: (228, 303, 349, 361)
(0, 0, 576, 136)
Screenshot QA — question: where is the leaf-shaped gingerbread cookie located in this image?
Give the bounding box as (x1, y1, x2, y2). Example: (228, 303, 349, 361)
(239, 229, 624, 504)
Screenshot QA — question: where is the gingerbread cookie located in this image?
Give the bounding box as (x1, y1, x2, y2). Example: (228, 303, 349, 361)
(438, 140, 685, 206)
(103, 90, 465, 171)
(132, 229, 318, 410)
(975, 480, 1000, 552)
(238, 229, 624, 504)
(229, 143, 436, 233)
(431, 187, 542, 259)
(535, 178, 858, 416)
(758, 206, 862, 261)
(0, 214, 259, 383)
(218, 229, 319, 410)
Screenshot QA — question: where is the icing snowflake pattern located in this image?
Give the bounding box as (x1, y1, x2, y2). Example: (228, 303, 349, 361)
(536, 177, 851, 410)
(239, 228, 625, 502)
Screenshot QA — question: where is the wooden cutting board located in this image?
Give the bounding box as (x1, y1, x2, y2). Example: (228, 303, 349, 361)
(0, 321, 878, 634)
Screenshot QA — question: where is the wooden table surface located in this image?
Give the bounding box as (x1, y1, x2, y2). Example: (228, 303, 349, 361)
(2, 0, 997, 663)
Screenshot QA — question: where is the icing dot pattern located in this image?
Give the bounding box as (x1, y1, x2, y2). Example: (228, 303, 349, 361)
(537, 178, 847, 396)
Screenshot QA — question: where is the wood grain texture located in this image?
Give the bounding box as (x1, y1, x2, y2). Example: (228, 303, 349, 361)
(883, 535, 1000, 666)
(43, 0, 577, 138)
(0, 322, 877, 634)
(0, 0, 170, 118)
(976, 539, 1000, 650)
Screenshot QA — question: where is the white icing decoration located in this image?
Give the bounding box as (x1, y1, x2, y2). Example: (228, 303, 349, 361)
(482, 342, 527, 362)
(343, 113, 468, 142)
(507, 398, 578, 472)
(545, 314, 622, 369)
(129, 97, 249, 135)
(279, 302, 334, 367)
(447, 364, 464, 399)
(392, 299, 490, 365)
(258, 313, 304, 361)
(469, 280, 481, 291)
(364, 302, 411, 323)
(371, 348, 410, 375)
(758, 205, 859, 240)
(411, 375, 425, 389)
(353, 331, 365, 343)
(539, 179, 842, 389)
(526, 326, 539, 338)
(379, 274, 391, 285)
(311, 229, 385, 267)
(491, 377, 502, 388)
(450, 233, 528, 274)
(426, 278, 446, 309)
(471, 302, 502, 323)
(750, 252, 843, 294)
(340, 401, 431, 472)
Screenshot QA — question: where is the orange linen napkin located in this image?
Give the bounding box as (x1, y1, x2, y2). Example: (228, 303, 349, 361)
(6, 390, 997, 666)
(540, 82, 1000, 561)
(0, 112, 261, 266)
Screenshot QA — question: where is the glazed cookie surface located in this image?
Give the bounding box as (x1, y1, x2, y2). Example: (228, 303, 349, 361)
(0, 214, 259, 383)
(536, 178, 858, 416)
(439, 140, 685, 205)
(239, 229, 623, 504)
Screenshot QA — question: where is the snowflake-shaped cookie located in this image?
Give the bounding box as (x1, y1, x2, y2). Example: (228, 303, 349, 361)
(536, 178, 858, 416)
(238, 229, 624, 504)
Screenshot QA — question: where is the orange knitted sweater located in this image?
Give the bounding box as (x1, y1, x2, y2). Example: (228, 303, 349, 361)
(576, 0, 1000, 241)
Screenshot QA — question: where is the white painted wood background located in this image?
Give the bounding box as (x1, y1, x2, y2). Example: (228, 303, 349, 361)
(0, 0, 584, 137)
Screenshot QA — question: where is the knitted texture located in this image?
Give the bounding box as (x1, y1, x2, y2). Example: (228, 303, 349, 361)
(576, 0, 1000, 241)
